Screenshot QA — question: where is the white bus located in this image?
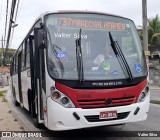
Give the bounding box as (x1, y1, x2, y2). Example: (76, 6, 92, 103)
(10, 11, 150, 131)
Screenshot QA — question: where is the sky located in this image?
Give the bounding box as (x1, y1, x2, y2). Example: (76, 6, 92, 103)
(0, 0, 160, 49)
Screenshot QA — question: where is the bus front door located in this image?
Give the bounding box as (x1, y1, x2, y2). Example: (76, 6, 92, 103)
(18, 51, 23, 106)
(32, 28, 46, 125)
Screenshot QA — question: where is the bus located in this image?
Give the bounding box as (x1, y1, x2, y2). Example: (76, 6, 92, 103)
(10, 11, 150, 131)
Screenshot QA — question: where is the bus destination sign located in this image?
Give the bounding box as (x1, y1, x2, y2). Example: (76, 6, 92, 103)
(57, 18, 126, 30)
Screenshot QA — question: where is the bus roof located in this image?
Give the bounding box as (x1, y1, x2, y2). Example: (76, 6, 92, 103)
(36, 10, 125, 21)
(58, 10, 124, 18)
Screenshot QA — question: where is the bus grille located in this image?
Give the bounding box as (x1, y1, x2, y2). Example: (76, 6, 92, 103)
(84, 112, 130, 122)
(78, 96, 135, 109)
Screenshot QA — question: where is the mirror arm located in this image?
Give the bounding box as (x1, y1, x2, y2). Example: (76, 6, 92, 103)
(39, 40, 46, 49)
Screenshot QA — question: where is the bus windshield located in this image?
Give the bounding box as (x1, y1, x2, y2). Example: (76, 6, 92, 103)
(45, 13, 147, 80)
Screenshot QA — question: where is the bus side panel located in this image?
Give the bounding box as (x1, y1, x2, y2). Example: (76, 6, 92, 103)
(21, 69, 31, 111)
(12, 74, 20, 103)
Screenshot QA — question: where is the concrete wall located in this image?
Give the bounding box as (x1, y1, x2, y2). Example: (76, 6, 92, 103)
(149, 65, 160, 86)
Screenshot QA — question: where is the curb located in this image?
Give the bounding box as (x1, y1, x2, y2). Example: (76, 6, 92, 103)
(150, 86, 160, 90)
(150, 88, 160, 90)
(150, 100, 160, 105)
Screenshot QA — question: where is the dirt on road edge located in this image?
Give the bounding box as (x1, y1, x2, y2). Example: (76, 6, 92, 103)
(0, 87, 29, 140)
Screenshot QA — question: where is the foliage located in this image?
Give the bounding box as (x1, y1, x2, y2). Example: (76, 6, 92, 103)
(151, 33, 160, 46)
(148, 14, 160, 45)
(138, 14, 160, 47)
(138, 30, 143, 45)
(0, 90, 6, 98)
(0, 48, 16, 66)
(0, 90, 7, 102)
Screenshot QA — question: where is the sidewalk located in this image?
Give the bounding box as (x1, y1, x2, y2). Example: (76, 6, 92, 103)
(0, 86, 28, 140)
(0, 86, 10, 91)
(150, 86, 160, 105)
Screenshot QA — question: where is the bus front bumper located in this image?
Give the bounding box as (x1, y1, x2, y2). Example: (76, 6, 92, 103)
(47, 93, 150, 131)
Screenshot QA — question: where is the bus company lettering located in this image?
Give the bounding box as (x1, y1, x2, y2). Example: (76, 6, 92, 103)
(77, 94, 92, 99)
(54, 32, 88, 39)
(92, 81, 123, 86)
(58, 18, 126, 30)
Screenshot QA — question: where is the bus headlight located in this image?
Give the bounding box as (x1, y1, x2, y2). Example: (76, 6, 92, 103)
(137, 86, 149, 102)
(50, 87, 75, 108)
(51, 91, 61, 100)
(61, 97, 69, 104)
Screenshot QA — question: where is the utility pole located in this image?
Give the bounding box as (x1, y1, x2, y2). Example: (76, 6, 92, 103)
(142, 0, 149, 60)
(1, 36, 4, 87)
(142, 0, 150, 80)
(4, 0, 17, 62)
(1, 36, 4, 59)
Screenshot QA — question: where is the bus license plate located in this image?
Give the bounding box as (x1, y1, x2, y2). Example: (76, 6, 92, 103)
(99, 111, 117, 119)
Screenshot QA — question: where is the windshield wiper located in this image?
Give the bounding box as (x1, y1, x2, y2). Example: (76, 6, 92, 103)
(109, 32, 134, 82)
(76, 29, 84, 84)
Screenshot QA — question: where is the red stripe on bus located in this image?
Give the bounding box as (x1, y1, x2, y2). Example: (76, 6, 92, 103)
(55, 80, 147, 108)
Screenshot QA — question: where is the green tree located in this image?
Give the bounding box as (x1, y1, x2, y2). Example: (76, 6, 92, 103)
(151, 33, 160, 46)
(148, 14, 160, 45)
(0, 48, 16, 66)
(137, 29, 143, 45)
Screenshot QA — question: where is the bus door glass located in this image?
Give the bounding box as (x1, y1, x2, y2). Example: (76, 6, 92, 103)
(34, 28, 45, 121)
(18, 49, 23, 104)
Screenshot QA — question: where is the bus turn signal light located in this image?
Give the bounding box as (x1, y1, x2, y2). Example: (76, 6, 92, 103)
(44, 107, 47, 113)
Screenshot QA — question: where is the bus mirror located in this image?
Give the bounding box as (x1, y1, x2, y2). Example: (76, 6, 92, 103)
(34, 28, 46, 49)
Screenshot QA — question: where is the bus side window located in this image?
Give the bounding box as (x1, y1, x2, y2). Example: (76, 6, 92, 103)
(21, 43, 25, 70)
(24, 38, 30, 68)
(10, 59, 14, 76)
(13, 55, 16, 73)
(15, 54, 18, 74)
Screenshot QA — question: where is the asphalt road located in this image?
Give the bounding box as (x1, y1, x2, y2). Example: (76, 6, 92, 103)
(150, 89, 160, 105)
(7, 89, 160, 140)
(150, 89, 160, 100)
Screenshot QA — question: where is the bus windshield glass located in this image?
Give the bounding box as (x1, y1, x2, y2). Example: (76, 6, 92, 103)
(45, 13, 147, 80)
